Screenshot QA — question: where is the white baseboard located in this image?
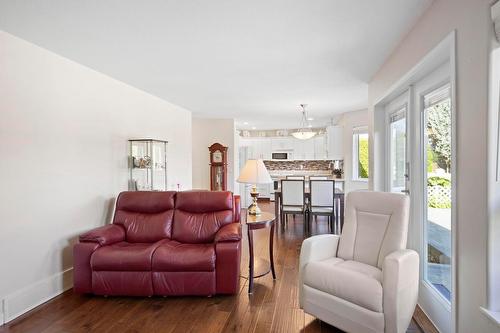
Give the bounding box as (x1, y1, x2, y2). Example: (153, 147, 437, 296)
(2, 268, 73, 324)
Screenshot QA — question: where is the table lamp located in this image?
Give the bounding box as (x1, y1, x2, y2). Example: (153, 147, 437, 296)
(237, 159, 272, 216)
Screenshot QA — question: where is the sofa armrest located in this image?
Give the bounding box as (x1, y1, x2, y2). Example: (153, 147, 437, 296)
(382, 249, 419, 333)
(233, 195, 241, 223)
(215, 223, 242, 243)
(299, 234, 340, 307)
(79, 224, 125, 246)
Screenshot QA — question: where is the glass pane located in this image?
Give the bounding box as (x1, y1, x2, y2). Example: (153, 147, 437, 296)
(424, 94, 452, 302)
(358, 133, 369, 178)
(390, 113, 406, 193)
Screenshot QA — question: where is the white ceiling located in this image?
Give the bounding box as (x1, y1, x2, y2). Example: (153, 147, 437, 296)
(0, 0, 432, 129)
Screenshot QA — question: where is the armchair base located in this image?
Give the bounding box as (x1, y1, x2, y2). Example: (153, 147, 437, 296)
(303, 285, 384, 333)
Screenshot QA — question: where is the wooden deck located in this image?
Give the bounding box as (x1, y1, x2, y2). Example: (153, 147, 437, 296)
(0, 202, 425, 333)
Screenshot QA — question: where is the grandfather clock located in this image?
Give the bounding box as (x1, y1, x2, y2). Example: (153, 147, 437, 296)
(209, 143, 228, 191)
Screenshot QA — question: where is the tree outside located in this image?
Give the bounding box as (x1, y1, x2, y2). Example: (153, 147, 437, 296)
(427, 99, 451, 172)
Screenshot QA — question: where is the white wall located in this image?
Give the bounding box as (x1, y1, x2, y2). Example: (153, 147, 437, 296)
(339, 109, 369, 193)
(0, 31, 193, 323)
(368, 0, 497, 332)
(192, 118, 237, 192)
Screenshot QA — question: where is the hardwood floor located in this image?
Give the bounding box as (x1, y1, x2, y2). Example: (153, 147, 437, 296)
(0, 202, 425, 333)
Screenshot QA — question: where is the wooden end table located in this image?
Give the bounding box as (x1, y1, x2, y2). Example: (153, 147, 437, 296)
(246, 211, 276, 294)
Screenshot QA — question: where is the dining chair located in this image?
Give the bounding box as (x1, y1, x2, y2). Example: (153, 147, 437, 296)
(308, 180, 336, 234)
(286, 175, 305, 180)
(280, 179, 307, 228)
(309, 176, 328, 180)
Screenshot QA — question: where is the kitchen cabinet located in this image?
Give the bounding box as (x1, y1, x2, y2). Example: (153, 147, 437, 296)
(240, 133, 333, 160)
(293, 138, 315, 160)
(326, 126, 343, 160)
(314, 135, 327, 159)
(260, 140, 272, 160)
(240, 138, 272, 160)
(271, 138, 294, 151)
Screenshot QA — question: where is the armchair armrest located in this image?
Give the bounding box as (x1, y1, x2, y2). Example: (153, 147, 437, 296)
(383, 249, 419, 333)
(79, 224, 125, 246)
(299, 234, 340, 307)
(215, 223, 242, 243)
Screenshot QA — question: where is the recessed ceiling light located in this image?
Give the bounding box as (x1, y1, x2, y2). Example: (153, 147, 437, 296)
(307, 117, 314, 121)
(251, 126, 256, 130)
(243, 122, 249, 125)
(308, 124, 313, 128)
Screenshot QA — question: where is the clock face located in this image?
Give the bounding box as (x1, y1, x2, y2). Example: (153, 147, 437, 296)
(213, 150, 223, 163)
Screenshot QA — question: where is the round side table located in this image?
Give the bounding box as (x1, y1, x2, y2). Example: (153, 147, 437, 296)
(246, 211, 276, 294)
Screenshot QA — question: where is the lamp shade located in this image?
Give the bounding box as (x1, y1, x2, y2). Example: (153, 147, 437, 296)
(237, 159, 272, 184)
(291, 130, 316, 140)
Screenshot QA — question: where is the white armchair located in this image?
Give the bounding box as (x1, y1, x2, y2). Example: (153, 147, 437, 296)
(299, 191, 419, 333)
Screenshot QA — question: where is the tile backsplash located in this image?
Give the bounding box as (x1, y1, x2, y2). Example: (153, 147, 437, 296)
(263, 160, 343, 171)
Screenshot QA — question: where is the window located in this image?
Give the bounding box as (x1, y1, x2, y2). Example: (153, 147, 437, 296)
(353, 127, 369, 180)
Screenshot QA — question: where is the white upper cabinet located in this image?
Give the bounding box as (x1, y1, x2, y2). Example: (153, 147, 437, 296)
(240, 138, 272, 160)
(326, 125, 344, 160)
(271, 138, 294, 151)
(260, 140, 272, 160)
(293, 138, 315, 160)
(240, 131, 337, 160)
(314, 135, 327, 159)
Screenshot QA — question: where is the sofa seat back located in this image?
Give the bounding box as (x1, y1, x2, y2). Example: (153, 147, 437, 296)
(173, 191, 234, 244)
(113, 191, 176, 243)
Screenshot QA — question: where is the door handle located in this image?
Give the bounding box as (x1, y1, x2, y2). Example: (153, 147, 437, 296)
(401, 189, 410, 194)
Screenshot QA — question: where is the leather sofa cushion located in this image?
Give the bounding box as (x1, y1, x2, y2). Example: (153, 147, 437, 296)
(173, 210, 233, 243)
(91, 240, 167, 271)
(304, 258, 383, 312)
(152, 241, 215, 272)
(173, 191, 234, 243)
(175, 191, 233, 213)
(115, 191, 176, 213)
(113, 191, 176, 242)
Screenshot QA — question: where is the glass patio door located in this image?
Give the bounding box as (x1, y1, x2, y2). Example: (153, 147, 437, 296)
(389, 108, 407, 193)
(413, 63, 453, 333)
(422, 84, 452, 302)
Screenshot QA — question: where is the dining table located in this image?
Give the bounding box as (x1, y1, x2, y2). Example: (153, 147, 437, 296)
(273, 189, 345, 231)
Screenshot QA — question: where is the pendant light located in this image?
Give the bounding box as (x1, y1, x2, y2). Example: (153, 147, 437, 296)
(291, 104, 316, 140)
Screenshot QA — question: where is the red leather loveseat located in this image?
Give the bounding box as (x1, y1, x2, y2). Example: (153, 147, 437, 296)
(73, 190, 241, 296)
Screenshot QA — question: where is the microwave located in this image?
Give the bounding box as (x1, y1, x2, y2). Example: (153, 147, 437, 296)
(272, 152, 293, 160)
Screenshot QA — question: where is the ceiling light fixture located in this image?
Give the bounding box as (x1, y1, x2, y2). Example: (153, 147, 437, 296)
(291, 104, 316, 140)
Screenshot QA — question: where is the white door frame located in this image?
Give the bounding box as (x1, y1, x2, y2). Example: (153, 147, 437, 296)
(371, 31, 457, 333)
(412, 64, 453, 333)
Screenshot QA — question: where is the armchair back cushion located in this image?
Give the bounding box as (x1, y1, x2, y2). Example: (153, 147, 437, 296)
(337, 191, 410, 269)
(173, 191, 234, 243)
(113, 191, 176, 243)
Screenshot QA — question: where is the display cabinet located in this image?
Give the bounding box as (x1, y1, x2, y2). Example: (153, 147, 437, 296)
(129, 139, 167, 191)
